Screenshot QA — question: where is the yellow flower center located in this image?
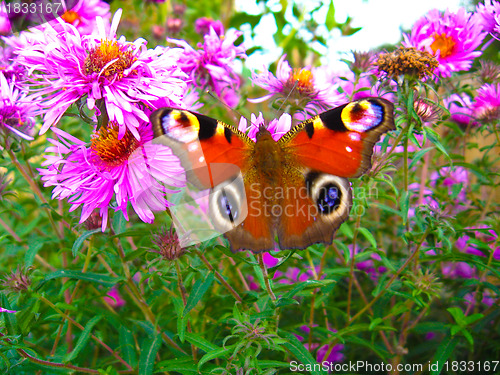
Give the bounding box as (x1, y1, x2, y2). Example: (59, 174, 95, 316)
(290, 68, 314, 94)
(91, 123, 139, 167)
(84, 40, 136, 78)
(61, 10, 80, 24)
(430, 33, 456, 58)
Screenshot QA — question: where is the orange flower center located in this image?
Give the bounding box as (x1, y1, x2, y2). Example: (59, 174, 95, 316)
(430, 33, 456, 58)
(61, 10, 80, 24)
(291, 68, 314, 93)
(91, 123, 139, 167)
(84, 40, 136, 78)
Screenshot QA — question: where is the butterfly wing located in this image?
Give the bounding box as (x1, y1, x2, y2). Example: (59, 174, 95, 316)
(274, 98, 395, 250)
(151, 108, 276, 250)
(279, 97, 395, 178)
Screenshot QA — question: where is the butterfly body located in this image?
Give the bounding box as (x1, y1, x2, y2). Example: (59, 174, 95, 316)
(151, 98, 395, 252)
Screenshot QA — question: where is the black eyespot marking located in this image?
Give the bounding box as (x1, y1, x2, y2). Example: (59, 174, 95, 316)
(305, 171, 321, 196)
(224, 127, 233, 143)
(305, 172, 343, 215)
(218, 189, 238, 223)
(319, 104, 349, 132)
(305, 122, 314, 138)
(316, 184, 342, 214)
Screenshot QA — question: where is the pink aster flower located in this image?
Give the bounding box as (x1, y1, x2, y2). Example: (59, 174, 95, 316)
(104, 286, 126, 308)
(444, 93, 478, 127)
(56, 0, 111, 35)
(345, 244, 386, 281)
(38, 120, 185, 230)
(250, 55, 345, 120)
(476, 0, 500, 39)
(0, 2, 11, 35)
(172, 27, 246, 107)
(0, 72, 36, 140)
(238, 112, 292, 141)
(472, 83, 500, 123)
(430, 166, 469, 202)
(12, 9, 188, 139)
(403, 8, 487, 78)
(195, 17, 224, 36)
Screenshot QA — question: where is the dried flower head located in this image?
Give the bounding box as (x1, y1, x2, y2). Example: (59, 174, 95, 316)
(375, 47, 439, 81)
(350, 50, 376, 73)
(1, 266, 33, 293)
(413, 96, 443, 124)
(479, 60, 500, 84)
(151, 226, 187, 261)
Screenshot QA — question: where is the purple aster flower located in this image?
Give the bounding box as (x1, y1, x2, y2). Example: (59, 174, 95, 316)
(171, 27, 245, 107)
(0, 72, 36, 140)
(403, 8, 487, 78)
(444, 93, 478, 127)
(38, 120, 185, 230)
(12, 9, 188, 139)
(296, 325, 344, 369)
(472, 83, 500, 123)
(476, 0, 500, 39)
(430, 166, 469, 202)
(195, 17, 224, 36)
(238, 112, 292, 141)
(57, 0, 111, 35)
(104, 286, 126, 308)
(345, 244, 386, 281)
(250, 55, 345, 120)
(0, 2, 11, 35)
(0, 45, 25, 82)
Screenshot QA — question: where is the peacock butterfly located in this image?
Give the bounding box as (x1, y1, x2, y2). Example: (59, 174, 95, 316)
(150, 97, 395, 252)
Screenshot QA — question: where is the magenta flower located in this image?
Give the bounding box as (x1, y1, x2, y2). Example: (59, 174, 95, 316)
(56, 0, 111, 35)
(238, 112, 292, 141)
(0, 306, 16, 313)
(250, 55, 345, 120)
(172, 27, 246, 107)
(430, 166, 469, 202)
(0, 72, 36, 140)
(403, 8, 486, 78)
(476, 0, 500, 39)
(195, 17, 224, 36)
(444, 93, 478, 127)
(473, 83, 500, 123)
(296, 325, 345, 368)
(0, 2, 11, 35)
(345, 244, 386, 281)
(12, 10, 188, 139)
(38, 120, 185, 230)
(104, 286, 126, 308)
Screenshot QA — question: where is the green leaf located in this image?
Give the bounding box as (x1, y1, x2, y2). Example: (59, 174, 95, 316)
(72, 229, 101, 257)
(112, 211, 127, 234)
(447, 307, 465, 326)
(198, 346, 235, 370)
(409, 147, 434, 169)
(184, 272, 215, 314)
(279, 330, 327, 375)
(119, 326, 137, 367)
(358, 227, 377, 249)
(157, 357, 197, 372)
(25, 241, 44, 266)
(1, 294, 18, 335)
(275, 297, 299, 308)
(64, 315, 102, 362)
(430, 335, 459, 375)
(184, 332, 220, 353)
(43, 270, 122, 287)
(424, 127, 450, 160)
(138, 333, 162, 375)
(325, 0, 336, 30)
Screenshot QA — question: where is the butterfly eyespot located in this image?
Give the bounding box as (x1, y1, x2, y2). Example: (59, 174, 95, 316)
(305, 172, 349, 216)
(342, 100, 384, 132)
(208, 175, 247, 233)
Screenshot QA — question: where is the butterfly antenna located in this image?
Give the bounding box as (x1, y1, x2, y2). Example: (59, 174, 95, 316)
(274, 78, 299, 118)
(205, 89, 245, 121)
(205, 89, 264, 131)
